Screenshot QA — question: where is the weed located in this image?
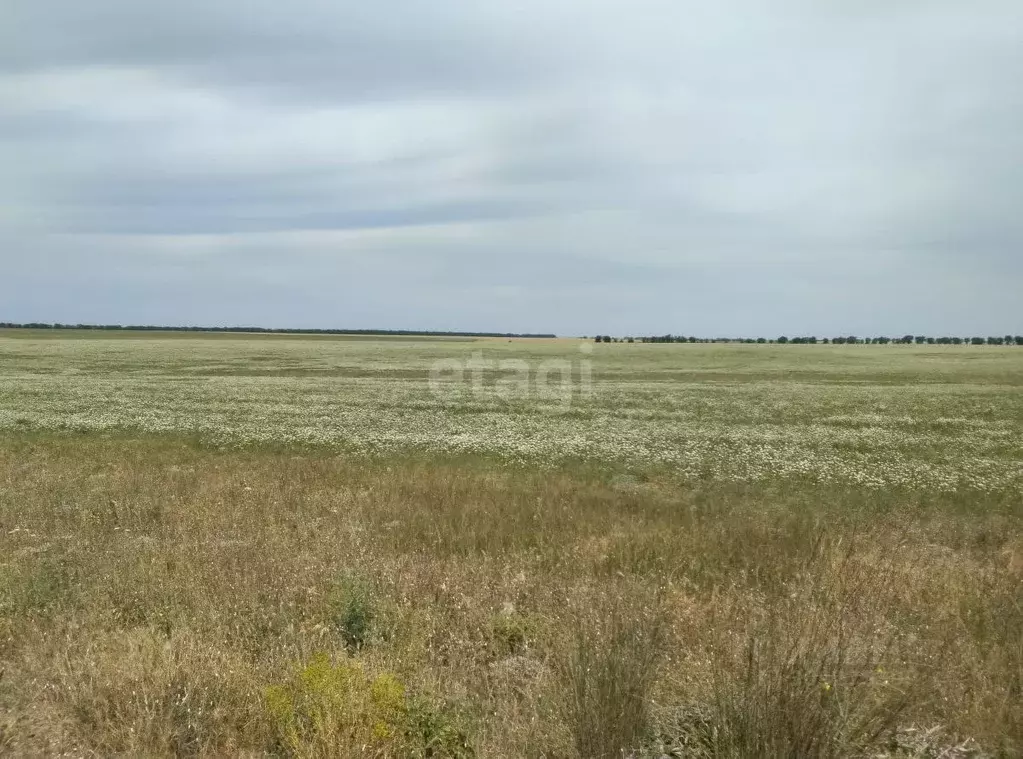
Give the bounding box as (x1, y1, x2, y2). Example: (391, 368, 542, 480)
(329, 573, 376, 652)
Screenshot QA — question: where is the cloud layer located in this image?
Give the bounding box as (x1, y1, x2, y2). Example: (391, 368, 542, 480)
(3, 1, 1021, 335)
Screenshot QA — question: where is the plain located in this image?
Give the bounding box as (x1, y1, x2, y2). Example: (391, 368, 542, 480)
(0, 333, 1020, 757)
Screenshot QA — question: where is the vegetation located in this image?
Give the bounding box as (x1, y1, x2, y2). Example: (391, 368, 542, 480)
(635, 334, 1023, 345)
(0, 334, 1020, 756)
(0, 322, 556, 339)
(4, 324, 1020, 344)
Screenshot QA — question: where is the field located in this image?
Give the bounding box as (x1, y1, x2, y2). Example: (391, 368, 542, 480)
(0, 332, 1020, 757)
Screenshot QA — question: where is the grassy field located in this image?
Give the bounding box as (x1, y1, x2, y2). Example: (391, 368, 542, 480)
(0, 333, 1020, 756)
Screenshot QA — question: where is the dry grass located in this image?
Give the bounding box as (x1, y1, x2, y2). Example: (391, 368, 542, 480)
(560, 592, 667, 759)
(0, 433, 1020, 757)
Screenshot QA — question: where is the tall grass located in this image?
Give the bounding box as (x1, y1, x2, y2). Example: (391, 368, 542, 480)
(560, 593, 666, 759)
(0, 433, 1019, 756)
(704, 540, 915, 758)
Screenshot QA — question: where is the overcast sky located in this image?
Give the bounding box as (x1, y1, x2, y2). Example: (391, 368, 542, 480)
(2, 1, 1021, 336)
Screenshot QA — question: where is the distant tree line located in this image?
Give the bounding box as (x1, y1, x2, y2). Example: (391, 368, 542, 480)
(0, 323, 557, 339)
(589, 333, 1023, 345)
(592, 335, 636, 343)
(7, 323, 1018, 344)
(778, 335, 1023, 345)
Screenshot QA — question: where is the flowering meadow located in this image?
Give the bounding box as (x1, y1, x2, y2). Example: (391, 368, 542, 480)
(1, 333, 1021, 494)
(0, 332, 1020, 756)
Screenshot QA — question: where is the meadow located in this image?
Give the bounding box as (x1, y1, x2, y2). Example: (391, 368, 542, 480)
(0, 332, 1020, 757)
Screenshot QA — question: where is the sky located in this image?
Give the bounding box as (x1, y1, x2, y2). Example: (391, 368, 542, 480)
(2, 1, 1021, 337)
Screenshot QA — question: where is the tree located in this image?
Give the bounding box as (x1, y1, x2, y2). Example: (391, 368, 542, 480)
(777, 336, 789, 344)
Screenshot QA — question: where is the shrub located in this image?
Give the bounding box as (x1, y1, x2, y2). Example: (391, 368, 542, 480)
(404, 695, 477, 759)
(265, 653, 473, 758)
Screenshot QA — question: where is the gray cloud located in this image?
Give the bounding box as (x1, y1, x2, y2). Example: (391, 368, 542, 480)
(2, 0, 1022, 335)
